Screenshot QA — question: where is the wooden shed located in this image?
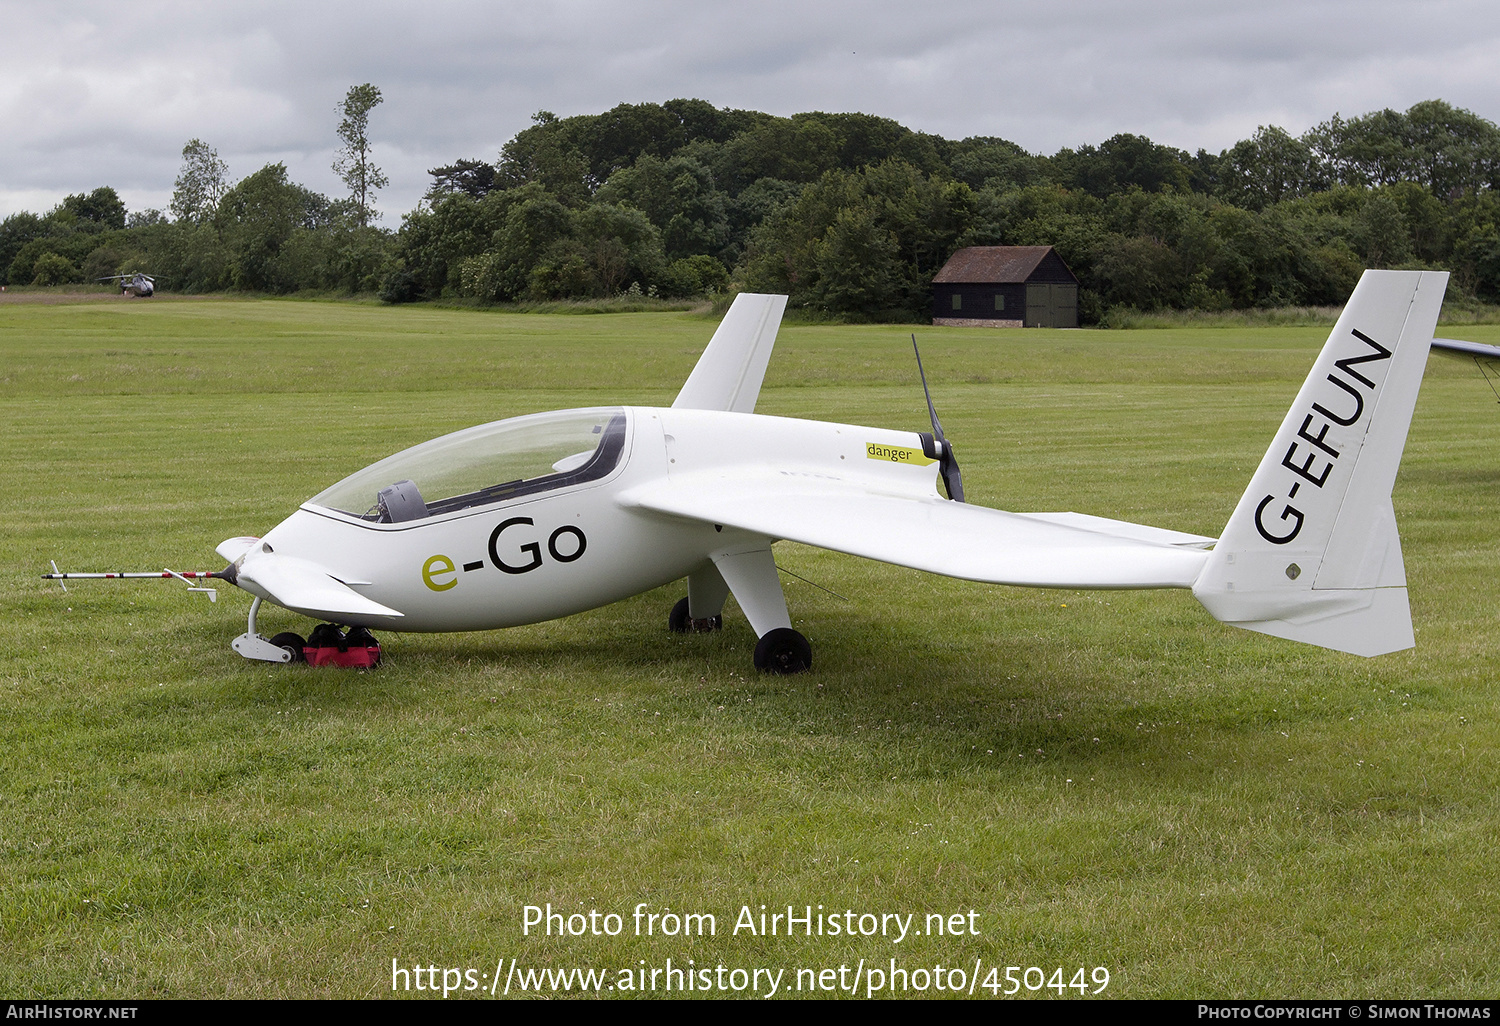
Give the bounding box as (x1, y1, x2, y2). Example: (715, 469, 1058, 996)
(931, 246, 1079, 328)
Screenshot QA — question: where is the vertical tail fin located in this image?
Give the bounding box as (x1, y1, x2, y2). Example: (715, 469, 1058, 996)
(1193, 269, 1446, 656)
(672, 293, 788, 414)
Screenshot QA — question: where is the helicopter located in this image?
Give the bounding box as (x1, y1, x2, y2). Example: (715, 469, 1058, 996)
(98, 272, 157, 297)
(47, 271, 1445, 673)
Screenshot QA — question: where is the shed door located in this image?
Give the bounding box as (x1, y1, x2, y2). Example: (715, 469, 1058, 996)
(1052, 284, 1077, 327)
(1025, 284, 1078, 328)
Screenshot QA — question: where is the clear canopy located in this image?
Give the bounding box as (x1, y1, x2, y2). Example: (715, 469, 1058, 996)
(309, 407, 628, 521)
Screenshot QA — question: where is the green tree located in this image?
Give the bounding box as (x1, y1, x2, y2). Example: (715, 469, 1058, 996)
(30, 252, 80, 285)
(81, 244, 130, 281)
(0, 212, 46, 285)
(425, 159, 497, 200)
(1050, 134, 1193, 197)
(1092, 235, 1186, 309)
(334, 84, 389, 226)
(171, 139, 229, 223)
(596, 154, 730, 260)
(1402, 100, 1500, 195)
(724, 177, 803, 263)
(456, 186, 575, 301)
(1304, 101, 1500, 194)
(1448, 192, 1500, 299)
(947, 137, 1045, 192)
(743, 160, 972, 316)
(395, 189, 517, 298)
(1215, 126, 1321, 210)
(722, 115, 844, 188)
(1353, 192, 1411, 267)
(500, 99, 768, 193)
(811, 202, 902, 313)
(572, 202, 664, 295)
(216, 163, 331, 291)
(659, 254, 729, 297)
(61, 188, 127, 230)
(139, 220, 230, 293)
(496, 111, 593, 205)
(127, 209, 168, 228)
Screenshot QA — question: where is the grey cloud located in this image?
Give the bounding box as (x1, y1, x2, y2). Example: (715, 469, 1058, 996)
(3, 0, 1500, 219)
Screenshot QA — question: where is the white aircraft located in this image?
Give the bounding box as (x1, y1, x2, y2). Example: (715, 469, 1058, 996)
(98, 273, 156, 297)
(48, 270, 1446, 672)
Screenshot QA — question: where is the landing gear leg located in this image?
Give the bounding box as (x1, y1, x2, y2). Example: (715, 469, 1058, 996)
(232, 596, 299, 663)
(670, 562, 728, 632)
(710, 547, 813, 675)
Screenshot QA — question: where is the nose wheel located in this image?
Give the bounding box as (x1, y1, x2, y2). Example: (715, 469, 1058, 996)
(268, 632, 307, 663)
(669, 596, 723, 633)
(233, 598, 303, 662)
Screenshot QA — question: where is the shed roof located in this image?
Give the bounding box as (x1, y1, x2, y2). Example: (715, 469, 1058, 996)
(933, 246, 1061, 283)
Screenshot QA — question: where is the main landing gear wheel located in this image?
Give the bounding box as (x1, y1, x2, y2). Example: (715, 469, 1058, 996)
(669, 596, 723, 633)
(753, 628, 811, 675)
(267, 632, 307, 663)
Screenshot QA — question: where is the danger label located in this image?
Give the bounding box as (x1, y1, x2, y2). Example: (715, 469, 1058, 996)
(866, 443, 936, 466)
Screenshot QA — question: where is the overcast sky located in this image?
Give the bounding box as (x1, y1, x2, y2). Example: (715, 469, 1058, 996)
(3, 0, 1498, 222)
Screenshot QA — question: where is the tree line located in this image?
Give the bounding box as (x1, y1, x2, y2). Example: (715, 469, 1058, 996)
(4, 96, 1500, 321)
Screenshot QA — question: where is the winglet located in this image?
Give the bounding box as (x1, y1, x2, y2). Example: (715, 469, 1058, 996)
(672, 293, 788, 414)
(1193, 269, 1444, 656)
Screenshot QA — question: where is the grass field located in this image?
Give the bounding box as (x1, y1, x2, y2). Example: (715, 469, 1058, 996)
(3, 297, 1499, 999)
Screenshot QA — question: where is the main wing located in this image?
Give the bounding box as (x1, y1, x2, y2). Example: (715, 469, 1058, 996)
(620, 472, 1212, 589)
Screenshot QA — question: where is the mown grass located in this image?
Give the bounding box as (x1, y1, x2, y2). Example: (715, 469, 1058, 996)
(2, 299, 1500, 998)
(1102, 299, 1500, 329)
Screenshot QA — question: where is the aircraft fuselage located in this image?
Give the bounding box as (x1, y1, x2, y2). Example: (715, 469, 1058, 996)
(245, 406, 939, 631)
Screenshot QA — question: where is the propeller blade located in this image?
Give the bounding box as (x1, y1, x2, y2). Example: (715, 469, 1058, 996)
(939, 444, 964, 504)
(912, 334, 946, 441)
(911, 334, 966, 503)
